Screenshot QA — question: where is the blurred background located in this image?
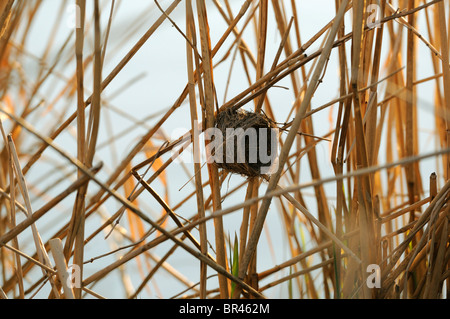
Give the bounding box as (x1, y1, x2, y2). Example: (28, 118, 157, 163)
(0, 0, 447, 299)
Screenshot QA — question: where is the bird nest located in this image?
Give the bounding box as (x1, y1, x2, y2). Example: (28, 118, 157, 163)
(211, 107, 279, 177)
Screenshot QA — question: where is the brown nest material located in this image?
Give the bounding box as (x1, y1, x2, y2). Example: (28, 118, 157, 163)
(211, 107, 278, 177)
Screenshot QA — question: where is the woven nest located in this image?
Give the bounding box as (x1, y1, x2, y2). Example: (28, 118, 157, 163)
(212, 107, 278, 177)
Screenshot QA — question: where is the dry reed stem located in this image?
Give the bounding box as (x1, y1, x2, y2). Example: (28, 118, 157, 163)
(405, 0, 417, 211)
(436, 0, 450, 180)
(196, 0, 229, 298)
(239, 0, 350, 285)
(351, 0, 376, 299)
(254, 0, 268, 111)
(65, 0, 86, 299)
(250, 12, 270, 251)
(0, 118, 24, 298)
(0, 0, 14, 38)
(185, 0, 207, 299)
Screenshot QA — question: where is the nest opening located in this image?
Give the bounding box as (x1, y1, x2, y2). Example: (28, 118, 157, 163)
(211, 108, 278, 177)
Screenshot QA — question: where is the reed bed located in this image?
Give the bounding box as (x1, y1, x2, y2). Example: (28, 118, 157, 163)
(0, 0, 449, 299)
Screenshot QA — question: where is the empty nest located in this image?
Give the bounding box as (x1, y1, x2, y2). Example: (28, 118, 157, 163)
(212, 107, 278, 177)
